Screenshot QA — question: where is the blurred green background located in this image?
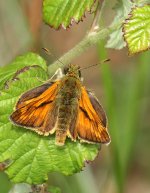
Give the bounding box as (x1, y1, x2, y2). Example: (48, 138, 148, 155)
(0, 0, 150, 193)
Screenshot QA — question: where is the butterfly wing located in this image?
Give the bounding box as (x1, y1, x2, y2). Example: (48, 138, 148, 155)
(75, 87, 110, 144)
(10, 81, 60, 135)
(15, 83, 53, 105)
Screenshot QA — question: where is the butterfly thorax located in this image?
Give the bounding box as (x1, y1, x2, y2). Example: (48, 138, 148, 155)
(55, 73, 82, 146)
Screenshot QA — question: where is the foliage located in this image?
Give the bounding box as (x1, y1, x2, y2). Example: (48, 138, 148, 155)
(42, 0, 150, 55)
(106, 0, 150, 55)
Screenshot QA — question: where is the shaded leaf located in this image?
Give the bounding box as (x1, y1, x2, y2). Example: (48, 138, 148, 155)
(106, 0, 133, 49)
(42, 0, 97, 29)
(123, 5, 150, 55)
(0, 53, 99, 184)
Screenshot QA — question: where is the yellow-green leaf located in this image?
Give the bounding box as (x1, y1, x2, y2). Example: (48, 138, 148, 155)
(123, 5, 150, 55)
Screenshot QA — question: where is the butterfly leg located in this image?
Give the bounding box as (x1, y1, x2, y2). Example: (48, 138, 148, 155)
(36, 68, 63, 84)
(49, 68, 64, 80)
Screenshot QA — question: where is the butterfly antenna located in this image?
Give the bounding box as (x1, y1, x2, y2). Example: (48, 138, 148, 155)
(42, 47, 65, 66)
(80, 59, 110, 71)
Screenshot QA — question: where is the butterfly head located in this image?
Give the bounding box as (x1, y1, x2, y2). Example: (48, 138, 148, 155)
(63, 64, 81, 79)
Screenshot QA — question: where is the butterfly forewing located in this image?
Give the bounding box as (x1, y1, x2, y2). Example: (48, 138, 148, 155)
(16, 83, 53, 105)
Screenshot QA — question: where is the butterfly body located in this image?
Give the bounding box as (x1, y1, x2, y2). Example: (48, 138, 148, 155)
(54, 69, 82, 145)
(10, 64, 111, 146)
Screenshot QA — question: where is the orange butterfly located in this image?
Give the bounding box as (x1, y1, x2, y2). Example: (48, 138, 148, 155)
(10, 64, 111, 146)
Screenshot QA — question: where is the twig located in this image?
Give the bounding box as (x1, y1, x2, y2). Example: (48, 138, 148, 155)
(88, 1, 101, 34)
(88, 0, 106, 34)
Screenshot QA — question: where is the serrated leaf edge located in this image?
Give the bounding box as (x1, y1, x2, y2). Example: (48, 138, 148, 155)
(123, 4, 150, 55)
(43, 0, 97, 29)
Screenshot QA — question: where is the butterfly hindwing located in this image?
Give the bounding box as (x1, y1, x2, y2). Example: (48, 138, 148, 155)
(76, 87, 110, 144)
(87, 90, 107, 128)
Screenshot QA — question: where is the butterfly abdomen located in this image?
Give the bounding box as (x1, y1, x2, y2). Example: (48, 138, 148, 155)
(55, 77, 81, 146)
(55, 104, 73, 146)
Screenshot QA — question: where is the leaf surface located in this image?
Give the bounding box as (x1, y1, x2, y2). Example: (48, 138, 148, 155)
(123, 5, 150, 55)
(0, 53, 47, 90)
(43, 0, 96, 29)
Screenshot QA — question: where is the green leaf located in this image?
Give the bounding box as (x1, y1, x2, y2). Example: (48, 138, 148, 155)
(123, 5, 150, 55)
(0, 52, 47, 90)
(43, 0, 96, 29)
(48, 186, 61, 193)
(0, 54, 99, 184)
(106, 0, 133, 49)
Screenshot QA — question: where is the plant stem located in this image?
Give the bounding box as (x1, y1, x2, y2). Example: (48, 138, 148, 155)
(89, 1, 102, 33)
(48, 19, 123, 76)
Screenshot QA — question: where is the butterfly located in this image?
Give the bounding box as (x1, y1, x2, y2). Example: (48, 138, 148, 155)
(10, 64, 111, 146)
